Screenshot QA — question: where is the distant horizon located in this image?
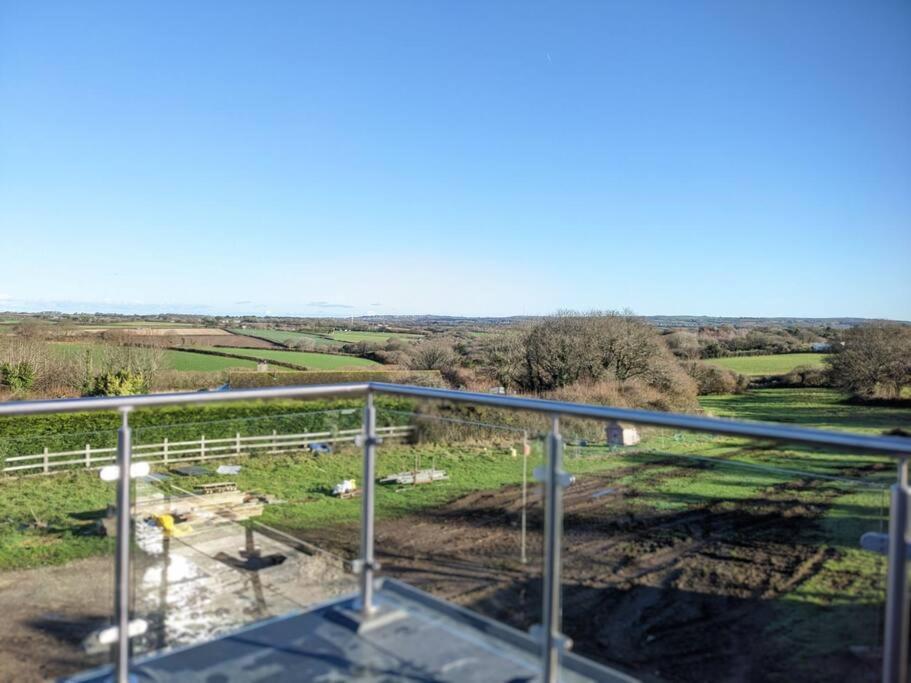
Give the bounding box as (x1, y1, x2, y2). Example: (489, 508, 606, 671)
(1, 302, 907, 325)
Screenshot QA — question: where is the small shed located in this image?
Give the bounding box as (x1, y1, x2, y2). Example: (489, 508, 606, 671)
(256, 361, 269, 373)
(606, 421, 640, 447)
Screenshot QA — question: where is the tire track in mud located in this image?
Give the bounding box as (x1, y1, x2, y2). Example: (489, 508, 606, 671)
(294, 457, 867, 682)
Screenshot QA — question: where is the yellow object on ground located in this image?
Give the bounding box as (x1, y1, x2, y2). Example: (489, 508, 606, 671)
(155, 514, 176, 536)
(154, 513, 192, 537)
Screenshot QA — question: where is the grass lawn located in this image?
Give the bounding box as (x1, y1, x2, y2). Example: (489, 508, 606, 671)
(203, 347, 380, 369)
(700, 387, 909, 435)
(704, 353, 827, 376)
(0, 442, 534, 570)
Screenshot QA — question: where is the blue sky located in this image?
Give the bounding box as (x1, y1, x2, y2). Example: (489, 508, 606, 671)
(1, 1, 908, 319)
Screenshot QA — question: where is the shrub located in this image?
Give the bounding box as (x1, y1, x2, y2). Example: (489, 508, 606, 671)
(665, 331, 700, 359)
(0, 361, 36, 393)
(406, 339, 457, 371)
(550, 374, 699, 414)
(684, 362, 748, 395)
(777, 365, 830, 388)
(224, 369, 445, 388)
(85, 370, 148, 396)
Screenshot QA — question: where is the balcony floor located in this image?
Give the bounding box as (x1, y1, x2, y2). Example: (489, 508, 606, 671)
(65, 578, 637, 682)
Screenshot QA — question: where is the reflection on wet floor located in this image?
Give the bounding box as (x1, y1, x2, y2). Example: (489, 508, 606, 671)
(131, 491, 355, 657)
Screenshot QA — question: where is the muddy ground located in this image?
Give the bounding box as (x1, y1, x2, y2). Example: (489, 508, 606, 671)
(297, 468, 881, 682)
(0, 466, 881, 682)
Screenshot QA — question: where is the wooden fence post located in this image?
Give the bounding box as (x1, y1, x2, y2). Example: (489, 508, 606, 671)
(22, 427, 381, 477)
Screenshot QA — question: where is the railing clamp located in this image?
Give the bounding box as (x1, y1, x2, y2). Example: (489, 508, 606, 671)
(99, 462, 150, 482)
(860, 532, 911, 560)
(351, 559, 381, 574)
(533, 465, 573, 489)
(354, 435, 383, 448)
(96, 619, 148, 646)
(529, 624, 573, 651)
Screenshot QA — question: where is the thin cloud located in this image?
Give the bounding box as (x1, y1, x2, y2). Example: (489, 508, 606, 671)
(307, 301, 355, 309)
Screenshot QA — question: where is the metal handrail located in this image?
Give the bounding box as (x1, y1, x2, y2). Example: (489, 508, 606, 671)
(0, 382, 371, 415)
(0, 382, 908, 683)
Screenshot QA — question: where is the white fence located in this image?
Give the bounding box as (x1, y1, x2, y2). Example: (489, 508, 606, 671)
(2, 425, 413, 475)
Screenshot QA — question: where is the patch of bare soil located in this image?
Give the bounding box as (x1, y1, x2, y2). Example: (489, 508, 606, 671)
(0, 556, 113, 682)
(298, 471, 878, 683)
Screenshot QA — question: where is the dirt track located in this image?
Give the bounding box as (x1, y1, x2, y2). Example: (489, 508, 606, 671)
(298, 469, 879, 682)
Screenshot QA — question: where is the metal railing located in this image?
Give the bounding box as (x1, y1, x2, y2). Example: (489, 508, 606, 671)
(1, 382, 909, 683)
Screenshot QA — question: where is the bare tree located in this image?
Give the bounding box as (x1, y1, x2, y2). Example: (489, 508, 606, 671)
(826, 324, 911, 399)
(407, 339, 456, 371)
(480, 329, 525, 388)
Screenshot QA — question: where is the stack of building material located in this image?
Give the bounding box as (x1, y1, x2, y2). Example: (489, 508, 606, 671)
(131, 488, 265, 529)
(194, 481, 238, 494)
(378, 469, 448, 486)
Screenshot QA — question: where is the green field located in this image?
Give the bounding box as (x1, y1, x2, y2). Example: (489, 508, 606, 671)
(326, 330, 423, 343)
(203, 347, 380, 369)
(164, 349, 259, 371)
(229, 328, 341, 347)
(231, 328, 421, 347)
(700, 387, 909, 435)
(704, 353, 827, 376)
(51, 342, 259, 372)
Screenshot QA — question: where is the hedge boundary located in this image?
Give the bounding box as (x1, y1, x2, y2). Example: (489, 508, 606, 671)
(225, 369, 443, 388)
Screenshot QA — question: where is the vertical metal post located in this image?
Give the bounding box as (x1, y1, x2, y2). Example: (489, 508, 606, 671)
(521, 430, 528, 564)
(114, 407, 133, 683)
(43, 447, 49, 474)
(359, 391, 378, 617)
(163, 437, 169, 465)
(200, 434, 206, 460)
(235, 432, 241, 455)
(542, 416, 565, 683)
(883, 457, 910, 683)
(85, 443, 91, 469)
